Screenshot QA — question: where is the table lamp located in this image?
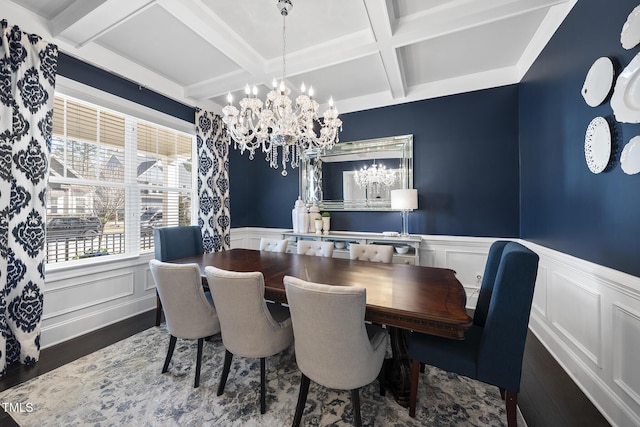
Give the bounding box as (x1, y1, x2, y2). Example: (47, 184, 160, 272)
(391, 189, 418, 236)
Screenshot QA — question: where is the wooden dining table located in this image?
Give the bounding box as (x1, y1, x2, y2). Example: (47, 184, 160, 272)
(172, 248, 472, 406)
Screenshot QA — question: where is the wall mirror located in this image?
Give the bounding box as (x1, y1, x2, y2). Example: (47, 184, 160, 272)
(300, 134, 413, 211)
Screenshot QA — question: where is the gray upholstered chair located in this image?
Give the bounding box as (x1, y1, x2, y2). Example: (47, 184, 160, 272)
(296, 240, 334, 257)
(204, 266, 294, 414)
(153, 225, 204, 326)
(259, 237, 289, 253)
(149, 259, 220, 388)
(284, 276, 388, 427)
(349, 243, 393, 263)
(407, 241, 539, 426)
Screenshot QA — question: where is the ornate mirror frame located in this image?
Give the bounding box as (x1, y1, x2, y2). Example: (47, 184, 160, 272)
(300, 134, 413, 211)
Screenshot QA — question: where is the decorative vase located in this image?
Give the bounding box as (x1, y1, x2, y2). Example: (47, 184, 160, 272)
(314, 219, 323, 235)
(309, 203, 321, 231)
(322, 217, 330, 234)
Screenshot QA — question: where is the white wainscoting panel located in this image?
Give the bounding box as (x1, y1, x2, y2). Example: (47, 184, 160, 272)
(549, 271, 602, 367)
(612, 303, 640, 407)
(525, 241, 640, 427)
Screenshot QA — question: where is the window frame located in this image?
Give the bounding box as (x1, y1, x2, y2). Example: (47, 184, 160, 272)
(47, 79, 197, 268)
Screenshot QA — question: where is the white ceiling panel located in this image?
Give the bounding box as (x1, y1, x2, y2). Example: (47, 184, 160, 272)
(95, 4, 240, 86)
(202, 0, 370, 60)
(400, 8, 550, 87)
(3, 0, 576, 113)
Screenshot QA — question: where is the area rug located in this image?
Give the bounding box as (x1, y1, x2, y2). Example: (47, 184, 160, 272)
(0, 326, 525, 426)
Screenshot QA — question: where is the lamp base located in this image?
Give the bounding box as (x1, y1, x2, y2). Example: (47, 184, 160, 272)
(400, 210, 410, 237)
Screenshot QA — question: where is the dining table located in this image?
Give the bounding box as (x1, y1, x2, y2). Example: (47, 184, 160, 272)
(171, 248, 472, 407)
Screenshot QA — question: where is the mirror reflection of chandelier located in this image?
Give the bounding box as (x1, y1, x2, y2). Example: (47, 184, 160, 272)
(354, 162, 397, 188)
(221, 0, 342, 176)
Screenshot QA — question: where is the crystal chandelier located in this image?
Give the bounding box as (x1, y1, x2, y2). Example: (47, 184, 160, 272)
(354, 162, 397, 188)
(221, 0, 342, 176)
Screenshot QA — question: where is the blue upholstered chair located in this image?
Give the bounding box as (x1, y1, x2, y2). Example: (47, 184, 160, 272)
(153, 225, 205, 326)
(407, 240, 539, 427)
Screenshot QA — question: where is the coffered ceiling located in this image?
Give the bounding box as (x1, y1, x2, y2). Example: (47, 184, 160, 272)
(3, 0, 575, 115)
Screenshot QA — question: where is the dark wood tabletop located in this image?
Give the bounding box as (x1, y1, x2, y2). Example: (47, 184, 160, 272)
(173, 248, 472, 339)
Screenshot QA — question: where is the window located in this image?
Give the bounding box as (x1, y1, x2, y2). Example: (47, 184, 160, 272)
(47, 95, 195, 263)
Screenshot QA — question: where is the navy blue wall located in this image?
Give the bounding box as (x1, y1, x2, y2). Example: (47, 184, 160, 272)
(230, 86, 521, 238)
(519, 0, 640, 277)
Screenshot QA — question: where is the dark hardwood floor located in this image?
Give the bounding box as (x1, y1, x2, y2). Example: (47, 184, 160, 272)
(0, 311, 610, 426)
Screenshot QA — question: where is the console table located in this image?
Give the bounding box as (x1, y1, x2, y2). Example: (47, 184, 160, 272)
(281, 231, 421, 265)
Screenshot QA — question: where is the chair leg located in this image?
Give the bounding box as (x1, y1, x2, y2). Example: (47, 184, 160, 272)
(378, 365, 386, 396)
(260, 357, 266, 414)
(419, 362, 425, 373)
(499, 387, 506, 400)
(194, 338, 204, 388)
(292, 373, 310, 427)
(505, 390, 518, 427)
(351, 388, 362, 427)
(409, 359, 420, 417)
(155, 293, 163, 326)
(162, 335, 177, 373)
(217, 350, 233, 396)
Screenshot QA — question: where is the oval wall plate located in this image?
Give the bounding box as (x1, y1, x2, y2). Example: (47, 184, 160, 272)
(582, 57, 614, 107)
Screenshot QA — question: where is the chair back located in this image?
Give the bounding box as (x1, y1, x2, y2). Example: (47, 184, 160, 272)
(154, 225, 204, 261)
(284, 276, 385, 390)
(205, 266, 293, 358)
(149, 259, 219, 339)
(476, 241, 539, 392)
(297, 241, 334, 257)
(260, 238, 288, 253)
(349, 243, 393, 263)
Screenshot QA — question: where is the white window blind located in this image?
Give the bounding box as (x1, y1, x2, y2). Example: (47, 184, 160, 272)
(47, 94, 195, 264)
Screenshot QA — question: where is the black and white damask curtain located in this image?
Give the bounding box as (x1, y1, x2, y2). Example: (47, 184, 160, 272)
(0, 20, 58, 374)
(196, 109, 230, 253)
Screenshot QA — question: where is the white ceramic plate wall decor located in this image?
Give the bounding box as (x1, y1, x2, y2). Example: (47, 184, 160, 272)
(581, 57, 615, 107)
(584, 116, 611, 174)
(621, 136, 640, 174)
(611, 52, 640, 123)
(621, 5, 640, 49)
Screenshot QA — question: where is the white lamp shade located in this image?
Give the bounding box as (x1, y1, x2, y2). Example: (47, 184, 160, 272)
(391, 189, 418, 210)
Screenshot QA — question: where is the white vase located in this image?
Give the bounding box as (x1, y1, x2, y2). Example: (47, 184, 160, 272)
(322, 217, 330, 234)
(314, 219, 323, 235)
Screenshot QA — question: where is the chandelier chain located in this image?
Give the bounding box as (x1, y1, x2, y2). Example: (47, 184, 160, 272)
(282, 13, 286, 84)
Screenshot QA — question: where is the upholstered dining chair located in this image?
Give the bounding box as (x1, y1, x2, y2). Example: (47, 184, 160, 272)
(153, 225, 205, 326)
(259, 237, 289, 253)
(349, 243, 394, 263)
(407, 240, 539, 426)
(296, 240, 334, 257)
(284, 276, 388, 427)
(204, 266, 294, 414)
(149, 259, 220, 388)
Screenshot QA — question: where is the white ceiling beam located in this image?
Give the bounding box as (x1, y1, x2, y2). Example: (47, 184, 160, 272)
(363, 0, 406, 99)
(52, 0, 156, 48)
(157, 0, 265, 76)
(516, 0, 577, 79)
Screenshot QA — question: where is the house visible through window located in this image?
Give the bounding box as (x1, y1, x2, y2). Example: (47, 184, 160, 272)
(47, 95, 195, 263)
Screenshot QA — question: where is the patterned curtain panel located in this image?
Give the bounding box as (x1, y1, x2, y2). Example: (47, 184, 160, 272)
(0, 20, 58, 375)
(196, 109, 230, 252)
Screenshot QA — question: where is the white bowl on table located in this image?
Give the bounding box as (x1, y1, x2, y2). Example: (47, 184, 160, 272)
(395, 246, 410, 254)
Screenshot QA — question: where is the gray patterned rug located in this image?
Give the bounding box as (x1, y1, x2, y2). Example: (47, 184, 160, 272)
(0, 326, 526, 426)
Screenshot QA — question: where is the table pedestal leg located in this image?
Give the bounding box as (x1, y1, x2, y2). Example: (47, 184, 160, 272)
(385, 326, 411, 407)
